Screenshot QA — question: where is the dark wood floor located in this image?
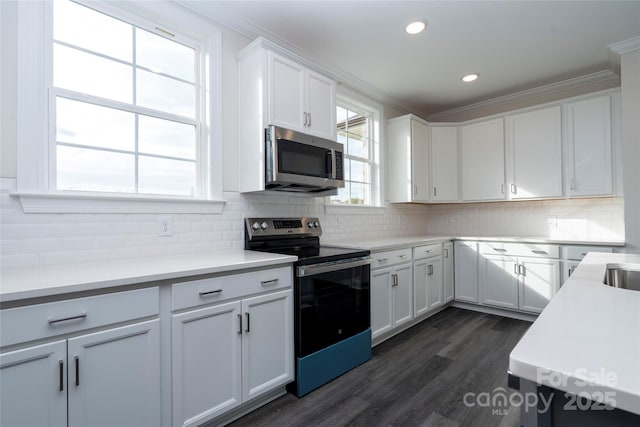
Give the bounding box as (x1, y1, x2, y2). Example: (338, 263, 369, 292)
(229, 307, 531, 427)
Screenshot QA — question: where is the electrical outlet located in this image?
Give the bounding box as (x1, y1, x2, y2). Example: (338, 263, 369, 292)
(337, 216, 345, 231)
(158, 216, 173, 236)
(547, 215, 558, 229)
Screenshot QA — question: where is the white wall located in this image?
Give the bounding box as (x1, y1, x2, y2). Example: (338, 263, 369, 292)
(620, 49, 640, 252)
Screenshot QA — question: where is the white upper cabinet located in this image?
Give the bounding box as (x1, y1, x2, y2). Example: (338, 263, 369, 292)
(506, 106, 563, 199)
(565, 95, 613, 197)
(268, 53, 336, 139)
(387, 115, 430, 203)
(430, 126, 459, 202)
(460, 118, 506, 201)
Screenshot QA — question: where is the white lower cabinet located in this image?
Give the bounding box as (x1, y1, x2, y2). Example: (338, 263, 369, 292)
(0, 288, 161, 427)
(443, 242, 454, 303)
(171, 268, 293, 427)
(371, 261, 413, 339)
(413, 254, 443, 318)
(479, 252, 560, 314)
(454, 241, 479, 303)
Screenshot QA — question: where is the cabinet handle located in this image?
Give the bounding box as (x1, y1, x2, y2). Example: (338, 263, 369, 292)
(399, 254, 408, 259)
(511, 183, 517, 194)
(237, 314, 242, 335)
(568, 267, 575, 277)
(245, 313, 250, 333)
(413, 185, 418, 195)
(581, 252, 587, 256)
(199, 289, 222, 297)
(519, 264, 526, 276)
(59, 360, 64, 392)
(392, 274, 398, 287)
(427, 265, 434, 276)
(303, 112, 308, 126)
(501, 184, 505, 194)
(433, 187, 437, 197)
(444, 248, 449, 258)
(377, 258, 388, 263)
(74, 356, 79, 387)
(493, 248, 507, 253)
(260, 279, 279, 286)
(307, 112, 311, 127)
(514, 264, 519, 275)
(48, 313, 87, 325)
(532, 250, 548, 255)
(570, 180, 576, 191)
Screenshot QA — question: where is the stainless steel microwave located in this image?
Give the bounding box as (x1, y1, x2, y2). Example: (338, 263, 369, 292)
(265, 125, 344, 196)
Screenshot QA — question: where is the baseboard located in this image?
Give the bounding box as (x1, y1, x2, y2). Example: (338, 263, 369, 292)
(451, 301, 537, 322)
(202, 387, 288, 427)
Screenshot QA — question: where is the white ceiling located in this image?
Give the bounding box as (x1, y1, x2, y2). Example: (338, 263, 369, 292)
(179, 1, 640, 117)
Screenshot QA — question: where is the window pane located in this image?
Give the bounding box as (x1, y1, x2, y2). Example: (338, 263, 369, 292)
(350, 182, 369, 205)
(54, 44, 132, 103)
(138, 116, 196, 160)
(331, 183, 351, 205)
(57, 146, 134, 193)
(137, 69, 195, 118)
(336, 106, 348, 125)
(57, 97, 135, 151)
(136, 28, 195, 82)
(138, 156, 195, 196)
(349, 160, 370, 184)
(347, 135, 369, 158)
(54, 0, 132, 62)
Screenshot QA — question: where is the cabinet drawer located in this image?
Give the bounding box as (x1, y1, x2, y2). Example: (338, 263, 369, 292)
(564, 245, 614, 261)
(370, 249, 412, 269)
(479, 242, 559, 258)
(0, 287, 159, 348)
(413, 244, 442, 260)
(171, 266, 292, 311)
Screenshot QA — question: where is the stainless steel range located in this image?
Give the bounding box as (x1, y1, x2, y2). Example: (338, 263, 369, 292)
(245, 217, 372, 397)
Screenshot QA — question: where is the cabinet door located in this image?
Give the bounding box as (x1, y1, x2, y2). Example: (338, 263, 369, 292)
(413, 259, 429, 318)
(242, 290, 293, 402)
(67, 320, 161, 427)
(509, 106, 562, 199)
(519, 259, 560, 314)
(306, 70, 336, 139)
(370, 268, 393, 338)
(566, 96, 612, 196)
(269, 52, 306, 133)
(454, 241, 479, 303)
(0, 340, 67, 427)
(411, 119, 430, 202)
(443, 242, 454, 303)
(461, 118, 506, 201)
(426, 257, 444, 311)
(172, 302, 242, 427)
(431, 126, 458, 201)
(479, 255, 519, 310)
(392, 263, 414, 327)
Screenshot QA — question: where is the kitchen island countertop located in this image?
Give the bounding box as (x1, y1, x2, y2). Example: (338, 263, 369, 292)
(509, 252, 640, 415)
(0, 250, 297, 303)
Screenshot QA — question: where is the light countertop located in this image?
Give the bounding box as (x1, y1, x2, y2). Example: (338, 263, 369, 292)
(0, 250, 297, 303)
(509, 252, 640, 415)
(325, 235, 625, 252)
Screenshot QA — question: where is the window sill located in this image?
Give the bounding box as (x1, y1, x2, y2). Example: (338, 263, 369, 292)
(324, 204, 386, 215)
(13, 192, 226, 214)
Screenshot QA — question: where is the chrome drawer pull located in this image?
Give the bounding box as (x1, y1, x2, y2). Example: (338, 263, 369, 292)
(532, 250, 549, 255)
(377, 258, 388, 263)
(399, 254, 408, 259)
(493, 248, 507, 253)
(199, 289, 222, 297)
(581, 252, 587, 256)
(48, 314, 87, 325)
(261, 279, 279, 286)
(237, 314, 242, 335)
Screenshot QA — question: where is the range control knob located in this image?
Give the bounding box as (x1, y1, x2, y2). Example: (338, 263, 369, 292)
(307, 222, 315, 228)
(314, 221, 320, 228)
(252, 222, 260, 231)
(260, 222, 269, 230)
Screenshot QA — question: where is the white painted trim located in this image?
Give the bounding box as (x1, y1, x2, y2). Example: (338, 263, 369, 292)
(1, 177, 17, 192)
(324, 204, 386, 215)
(14, 192, 226, 214)
(608, 36, 640, 54)
(427, 70, 620, 122)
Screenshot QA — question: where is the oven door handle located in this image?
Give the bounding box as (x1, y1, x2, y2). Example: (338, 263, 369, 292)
(296, 256, 372, 278)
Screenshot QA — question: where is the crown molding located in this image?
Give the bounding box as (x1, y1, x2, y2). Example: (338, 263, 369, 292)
(426, 70, 620, 122)
(608, 36, 640, 55)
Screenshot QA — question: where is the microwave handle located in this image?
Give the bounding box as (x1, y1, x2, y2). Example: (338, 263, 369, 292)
(327, 150, 334, 179)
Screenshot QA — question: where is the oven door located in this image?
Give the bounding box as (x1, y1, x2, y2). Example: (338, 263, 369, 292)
(295, 257, 371, 357)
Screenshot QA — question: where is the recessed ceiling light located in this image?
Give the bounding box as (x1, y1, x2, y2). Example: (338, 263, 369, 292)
(405, 21, 426, 35)
(462, 73, 479, 83)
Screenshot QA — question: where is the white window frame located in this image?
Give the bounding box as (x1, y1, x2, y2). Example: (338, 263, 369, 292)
(326, 92, 384, 214)
(14, 0, 224, 213)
